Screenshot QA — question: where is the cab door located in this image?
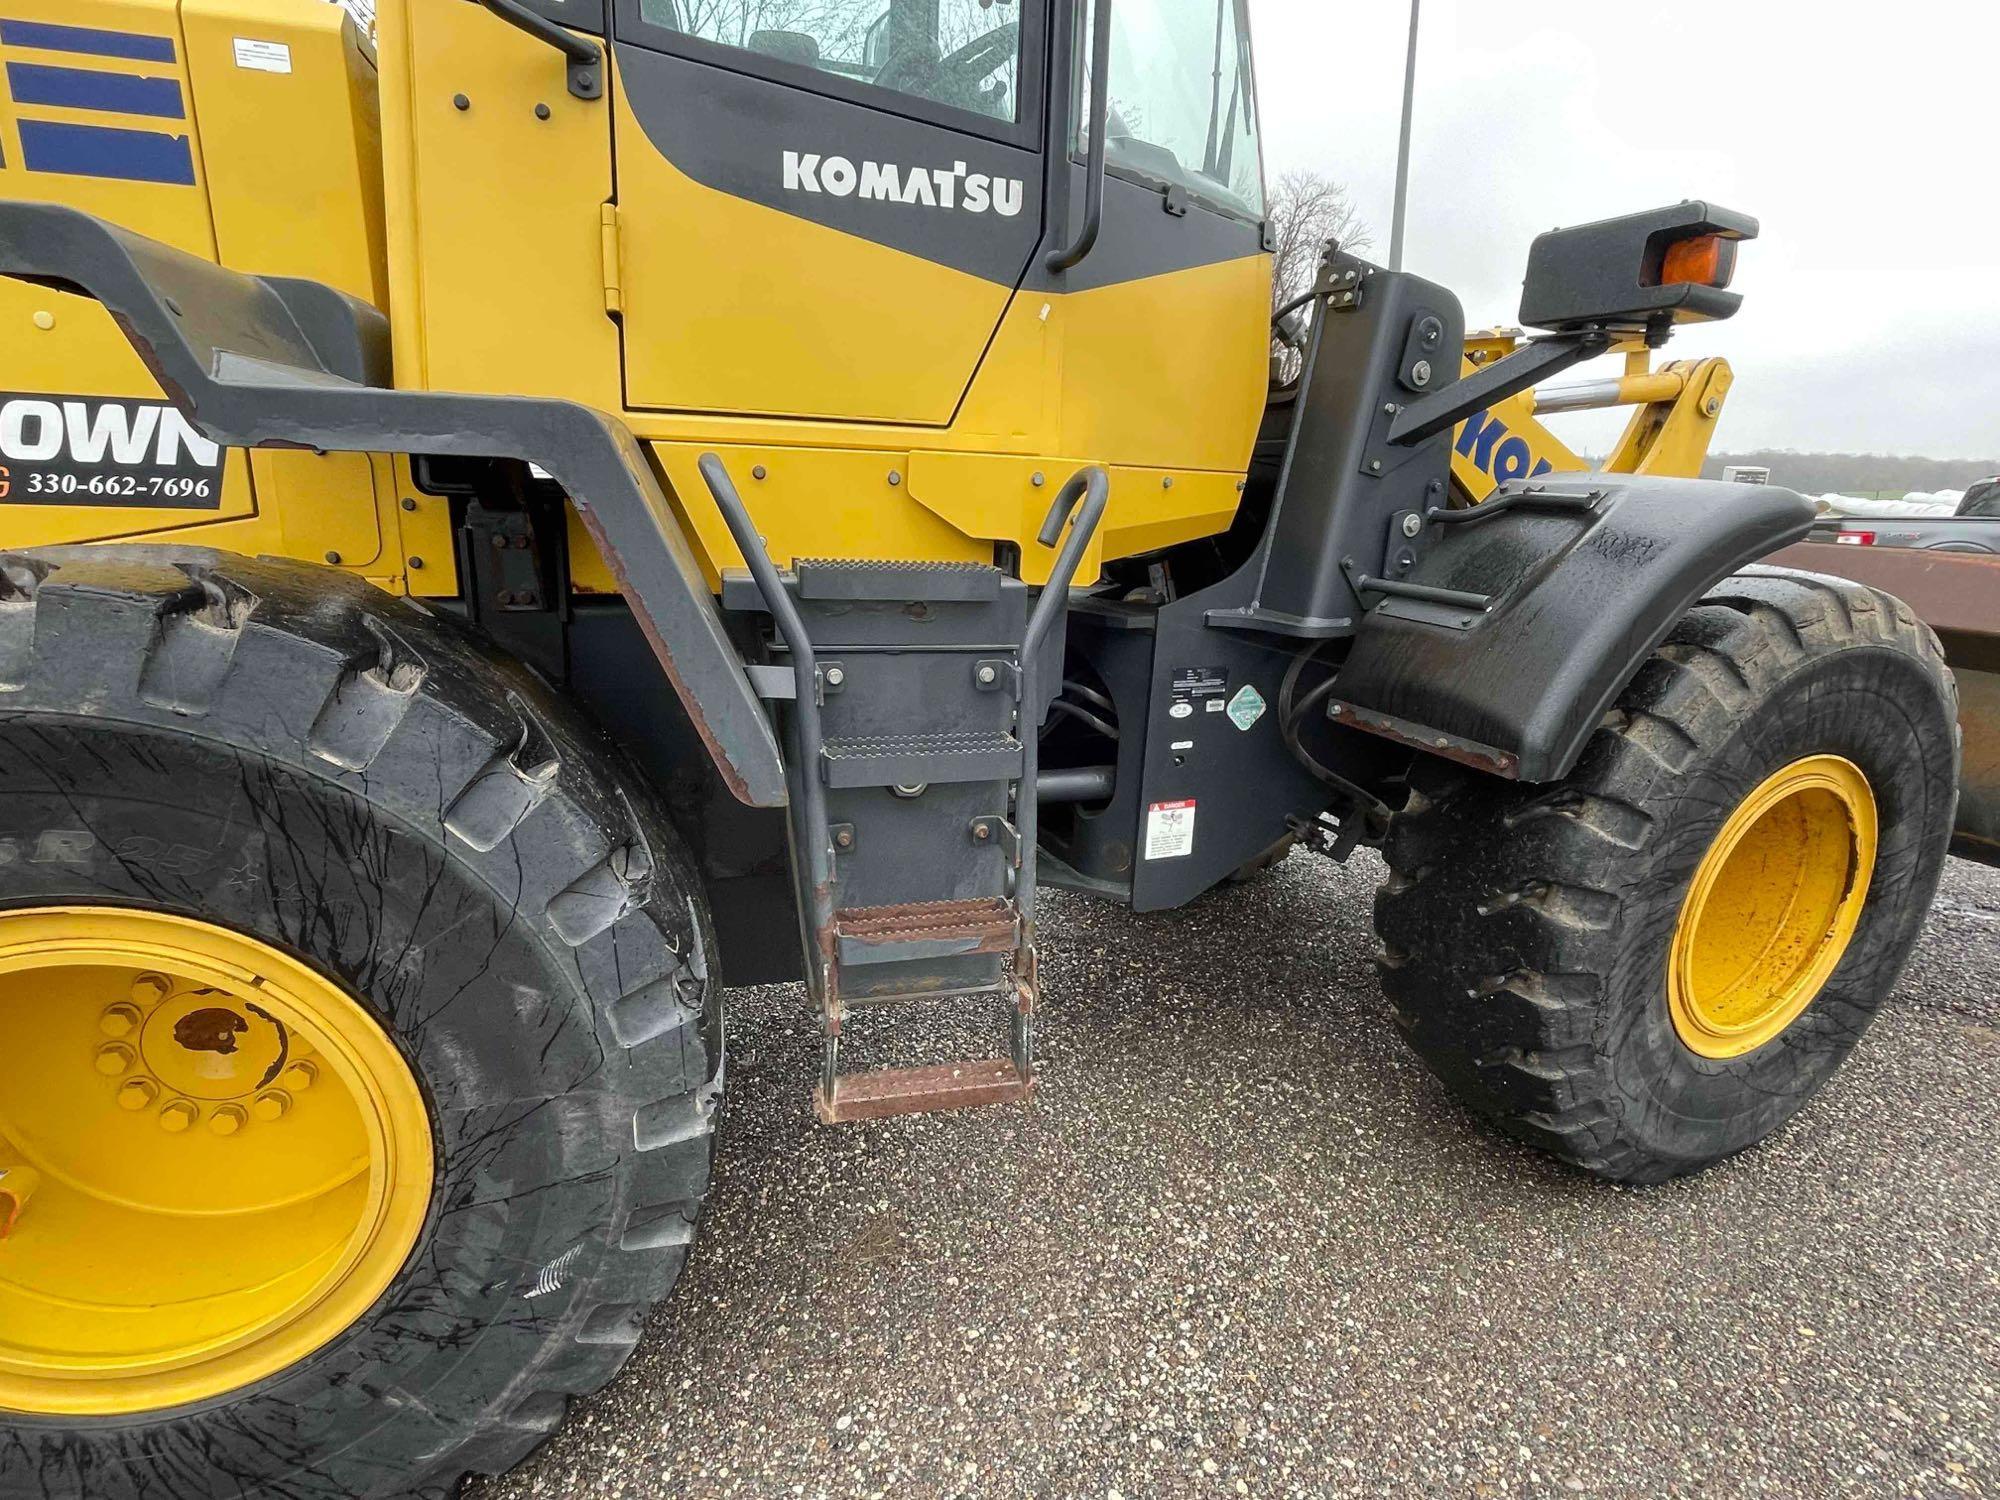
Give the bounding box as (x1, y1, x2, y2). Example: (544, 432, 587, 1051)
(608, 0, 1047, 425)
(1047, 0, 1272, 473)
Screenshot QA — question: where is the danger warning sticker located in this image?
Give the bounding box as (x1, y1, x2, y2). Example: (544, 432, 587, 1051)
(1144, 799, 1196, 861)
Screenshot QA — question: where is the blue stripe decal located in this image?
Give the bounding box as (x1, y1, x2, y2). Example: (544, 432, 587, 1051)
(6, 62, 184, 119)
(18, 119, 194, 185)
(0, 21, 175, 63)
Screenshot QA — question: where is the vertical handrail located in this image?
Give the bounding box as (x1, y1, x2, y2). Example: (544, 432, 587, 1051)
(1045, 0, 1115, 274)
(697, 455, 834, 907)
(1017, 465, 1110, 938)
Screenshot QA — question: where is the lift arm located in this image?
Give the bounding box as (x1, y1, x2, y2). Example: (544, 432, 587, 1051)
(1449, 330, 1736, 502)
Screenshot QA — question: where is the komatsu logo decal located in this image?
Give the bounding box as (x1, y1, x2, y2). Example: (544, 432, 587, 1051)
(0, 394, 224, 508)
(1455, 407, 1556, 485)
(783, 150, 1024, 217)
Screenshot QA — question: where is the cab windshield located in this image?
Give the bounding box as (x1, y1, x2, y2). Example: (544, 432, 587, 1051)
(1080, 0, 1265, 220)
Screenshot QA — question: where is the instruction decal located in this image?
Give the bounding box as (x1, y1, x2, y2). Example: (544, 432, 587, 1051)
(232, 38, 293, 73)
(1169, 664, 1230, 728)
(1145, 800, 1196, 861)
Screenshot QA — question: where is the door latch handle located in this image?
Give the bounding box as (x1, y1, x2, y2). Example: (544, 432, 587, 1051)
(475, 0, 604, 100)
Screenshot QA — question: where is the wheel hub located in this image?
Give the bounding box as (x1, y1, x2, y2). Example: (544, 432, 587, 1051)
(0, 908, 432, 1416)
(1668, 755, 1878, 1059)
(103, 980, 308, 1128)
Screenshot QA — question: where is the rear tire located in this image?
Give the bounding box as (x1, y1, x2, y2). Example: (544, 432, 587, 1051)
(0, 548, 720, 1497)
(1374, 569, 1959, 1183)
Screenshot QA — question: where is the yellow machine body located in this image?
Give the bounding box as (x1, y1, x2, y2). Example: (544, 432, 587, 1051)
(0, 0, 438, 580)
(0, 0, 1270, 591)
(0, 0, 1737, 595)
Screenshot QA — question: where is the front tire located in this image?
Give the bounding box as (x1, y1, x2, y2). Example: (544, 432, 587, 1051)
(1374, 569, 1958, 1183)
(0, 549, 720, 1496)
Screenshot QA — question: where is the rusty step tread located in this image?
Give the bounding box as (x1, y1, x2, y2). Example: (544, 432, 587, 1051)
(814, 1059, 1035, 1124)
(835, 897, 1017, 941)
(832, 897, 1020, 966)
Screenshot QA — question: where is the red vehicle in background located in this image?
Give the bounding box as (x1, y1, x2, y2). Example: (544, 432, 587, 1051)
(1775, 498, 1999, 864)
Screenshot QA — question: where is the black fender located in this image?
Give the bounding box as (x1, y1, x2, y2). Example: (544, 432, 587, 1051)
(1328, 473, 1815, 782)
(0, 201, 787, 807)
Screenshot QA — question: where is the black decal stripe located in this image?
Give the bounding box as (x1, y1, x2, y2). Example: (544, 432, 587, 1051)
(611, 43, 1262, 293)
(1025, 165, 1266, 294)
(614, 42, 1041, 287)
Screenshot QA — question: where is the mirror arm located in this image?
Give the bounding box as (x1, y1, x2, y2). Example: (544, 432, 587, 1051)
(1386, 327, 1613, 447)
(476, 0, 604, 100)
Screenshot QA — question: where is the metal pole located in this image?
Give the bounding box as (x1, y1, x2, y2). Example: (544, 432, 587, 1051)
(1389, 0, 1420, 271)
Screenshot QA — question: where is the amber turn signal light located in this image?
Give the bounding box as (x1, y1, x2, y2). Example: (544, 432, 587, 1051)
(1659, 233, 1737, 289)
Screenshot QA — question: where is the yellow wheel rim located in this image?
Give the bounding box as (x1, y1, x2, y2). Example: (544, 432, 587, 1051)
(1668, 755, 1878, 1059)
(0, 908, 432, 1416)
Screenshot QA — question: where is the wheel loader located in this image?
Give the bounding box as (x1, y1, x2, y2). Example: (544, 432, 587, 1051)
(0, 1, 1961, 1494)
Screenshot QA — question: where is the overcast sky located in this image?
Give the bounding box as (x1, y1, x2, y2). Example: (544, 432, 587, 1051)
(1250, 0, 2000, 458)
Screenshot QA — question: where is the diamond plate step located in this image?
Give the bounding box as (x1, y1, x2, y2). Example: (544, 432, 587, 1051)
(820, 730, 1022, 788)
(794, 558, 1002, 603)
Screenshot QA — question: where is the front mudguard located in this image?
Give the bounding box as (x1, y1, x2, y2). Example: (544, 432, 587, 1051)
(0, 200, 787, 808)
(1329, 473, 1815, 782)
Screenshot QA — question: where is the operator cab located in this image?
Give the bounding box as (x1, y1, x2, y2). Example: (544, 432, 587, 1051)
(599, 0, 1268, 425)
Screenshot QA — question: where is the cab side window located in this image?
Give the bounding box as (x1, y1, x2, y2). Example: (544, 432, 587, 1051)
(1075, 0, 1265, 219)
(637, 0, 1023, 123)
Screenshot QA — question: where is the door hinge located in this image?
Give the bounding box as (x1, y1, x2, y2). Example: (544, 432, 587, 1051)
(599, 201, 623, 317)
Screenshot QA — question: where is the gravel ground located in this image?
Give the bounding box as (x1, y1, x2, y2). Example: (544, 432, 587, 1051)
(475, 852, 2000, 1500)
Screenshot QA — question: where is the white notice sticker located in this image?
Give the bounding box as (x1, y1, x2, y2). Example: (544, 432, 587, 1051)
(1144, 799, 1196, 861)
(233, 38, 293, 73)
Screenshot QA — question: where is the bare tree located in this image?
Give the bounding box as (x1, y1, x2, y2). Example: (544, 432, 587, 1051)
(1267, 169, 1372, 315)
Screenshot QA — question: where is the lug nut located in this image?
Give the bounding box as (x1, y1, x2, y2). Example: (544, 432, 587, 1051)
(130, 973, 171, 1006)
(253, 1090, 292, 1123)
(159, 1100, 198, 1134)
(95, 1043, 135, 1076)
(100, 1003, 142, 1038)
(118, 1078, 159, 1112)
(209, 1105, 246, 1137)
(280, 1060, 319, 1093)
